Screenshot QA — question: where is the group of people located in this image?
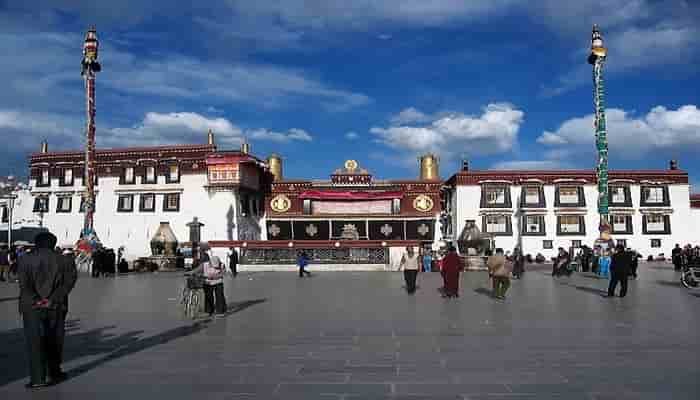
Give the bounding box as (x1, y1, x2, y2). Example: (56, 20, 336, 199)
(398, 245, 463, 298)
(672, 244, 700, 271)
(394, 245, 521, 300)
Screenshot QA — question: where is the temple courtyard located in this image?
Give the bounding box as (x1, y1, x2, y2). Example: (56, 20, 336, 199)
(1, 263, 698, 399)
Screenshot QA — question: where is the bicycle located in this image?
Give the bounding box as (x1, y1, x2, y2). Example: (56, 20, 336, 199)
(180, 274, 205, 319)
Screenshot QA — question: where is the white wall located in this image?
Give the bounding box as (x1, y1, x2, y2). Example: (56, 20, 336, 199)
(452, 182, 695, 260)
(22, 173, 242, 261)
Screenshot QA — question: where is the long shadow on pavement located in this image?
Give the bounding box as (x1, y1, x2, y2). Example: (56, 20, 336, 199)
(558, 281, 608, 298)
(655, 280, 681, 288)
(1, 298, 267, 387)
(474, 287, 496, 299)
(225, 298, 267, 316)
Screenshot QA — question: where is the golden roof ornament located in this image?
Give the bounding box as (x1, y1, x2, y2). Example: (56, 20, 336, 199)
(344, 159, 358, 172)
(588, 24, 607, 64)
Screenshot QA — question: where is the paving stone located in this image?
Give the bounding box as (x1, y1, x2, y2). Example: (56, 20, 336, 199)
(1, 263, 698, 398)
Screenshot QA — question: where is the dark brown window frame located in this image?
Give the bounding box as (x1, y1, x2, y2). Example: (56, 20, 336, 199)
(610, 214, 633, 234)
(554, 185, 586, 207)
(120, 166, 137, 185)
(480, 185, 512, 208)
(482, 214, 513, 236)
(165, 163, 181, 184)
(642, 214, 671, 235)
(59, 168, 75, 187)
(608, 185, 632, 207)
(640, 185, 670, 207)
(56, 196, 72, 213)
(556, 215, 586, 236)
(140, 193, 156, 212)
(36, 169, 51, 187)
(142, 165, 157, 184)
(117, 194, 134, 212)
(521, 214, 546, 236)
(520, 185, 546, 208)
(33, 196, 49, 213)
(163, 193, 180, 212)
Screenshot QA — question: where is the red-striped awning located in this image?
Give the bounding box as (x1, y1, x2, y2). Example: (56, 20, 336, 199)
(298, 190, 403, 200)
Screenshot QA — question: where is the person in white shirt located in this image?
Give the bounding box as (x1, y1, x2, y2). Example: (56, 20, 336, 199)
(399, 246, 420, 294)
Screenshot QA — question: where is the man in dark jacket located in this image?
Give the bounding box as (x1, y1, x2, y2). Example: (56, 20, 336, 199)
(228, 247, 238, 277)
(671, 244, 682, 271)
(18, 232, 78, 388)
(608, 244, 631, 298)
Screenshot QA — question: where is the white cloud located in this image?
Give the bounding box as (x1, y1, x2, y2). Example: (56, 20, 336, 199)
(105, 112, 244, 148)
(345, 131, 359, 140)
(538, 104, 700, 160)
(248, 128, 313, 143)
(390, 107, 432, 125)
(371, 103, 524, 160)
(491, 160, 569, 170)
(0, 109, 82, 151)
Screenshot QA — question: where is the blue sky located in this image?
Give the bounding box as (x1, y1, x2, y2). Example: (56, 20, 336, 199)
(1, 1, 699, 188)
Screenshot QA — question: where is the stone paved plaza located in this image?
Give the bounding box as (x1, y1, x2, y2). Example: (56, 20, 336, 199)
(1, 263, 699, 399)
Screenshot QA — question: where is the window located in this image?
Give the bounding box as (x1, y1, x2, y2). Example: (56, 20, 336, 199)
(482, 214, 512, 236)
(617, 239, 627, 248)
(643, 214, 670, 234)
(163, 193, 180, 212)
(302, 199, 311, 215)
(121, 167, 135, 184)
(33, 196, 49, 213)
(520, 186, 546, 208)
(144, 166, 157, 184)
(609, 185, 631, 206)
(480, 185, 512, 208)
(117, 194, 134, 212)
(392, 198, 401, 214)
(557, 215, 585, 235)
(166, 164, 180, 183)
(37, 169, 50, 187)
(140, 193, 155, 212)
(611, 215, 632, 234)
(1, 205, 7, 223)
(522, 215, 546, 236)
(571, 240, 582, 248)
(555, 186, 585, 206)
(60, 169, 74, 186)
(640, 186, 669, 207)
(543, 240, 553, 249)
(56, 197, 72, 213)
(651, 239, 662, 248)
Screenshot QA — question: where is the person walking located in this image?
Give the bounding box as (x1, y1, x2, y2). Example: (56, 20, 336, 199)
(422, 248, 433, 273)
(607, 244, 631, 298)
(672, 244, 682, 271)
(297, 251, 311, 278)
(628, 248, 639, 279)
(228, 247, 239, 277)
(512, 247, 525, 279)
(441, 245, 461, 298)
(0, 244, 9, 282)
(488, 248, 511, 300)
(193, 243, 226, 317)
(399, 246, 420, 294)
(18, 232, 78, 389)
